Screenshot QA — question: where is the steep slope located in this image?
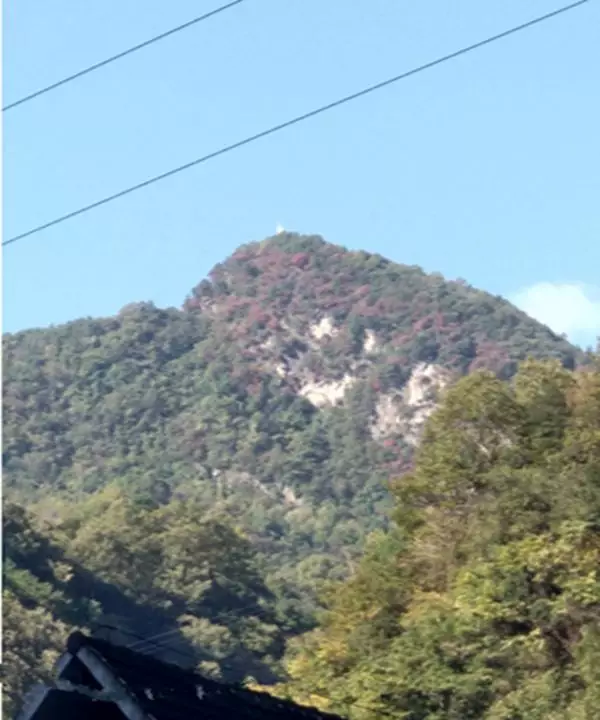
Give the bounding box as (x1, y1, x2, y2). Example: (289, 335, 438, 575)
(270, 359, 600, 719)
(3, 234, 581, 597)
(185, 232, 579, 443)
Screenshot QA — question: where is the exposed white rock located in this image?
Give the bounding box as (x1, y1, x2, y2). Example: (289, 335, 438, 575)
(403, 362, 447, 407)
(364, 330, 378, 354)
(310, 317, 337, 340)
(371, 394, 402, 441)
(371, 363, 451, 445)
(261, 335, 277, 351)
(299, 374, 356, 407)
(275, 362, 287, 378)
(218, 470, 276, 499)
(403, 405, 436, 446)
(282, 486, 303, 507)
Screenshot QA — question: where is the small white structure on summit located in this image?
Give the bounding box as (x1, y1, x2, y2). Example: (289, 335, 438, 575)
(275, 223, 285, 235)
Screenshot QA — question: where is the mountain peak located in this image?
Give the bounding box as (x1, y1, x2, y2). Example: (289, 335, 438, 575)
(5, 232, 582, 513)
(185, 233, 577, 380)
(236, 231, 329, 256)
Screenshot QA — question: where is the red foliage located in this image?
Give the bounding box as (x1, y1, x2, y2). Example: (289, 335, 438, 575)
(432, 312, 446, 330)
(247, 379, 262, 397)
(392, 333, 413, 347)
(247, 303, 270, 326)
(182, 297, 202, 311)
(468, 341, 510, 375)
(412, 315, 433, 333)
(291, 253, 310, 269)
(231, 251, 252, 262)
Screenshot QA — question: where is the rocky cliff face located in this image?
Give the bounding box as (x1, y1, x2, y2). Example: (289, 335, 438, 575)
(180, 232, 578, 453)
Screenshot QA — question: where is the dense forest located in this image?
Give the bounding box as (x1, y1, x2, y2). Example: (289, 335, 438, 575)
(267, 356, 600, 719)
(3, 234, 597, 717)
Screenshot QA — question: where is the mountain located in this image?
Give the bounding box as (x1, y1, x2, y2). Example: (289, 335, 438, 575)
(2, 233, 586, 714)
(3, 233, 583, 587)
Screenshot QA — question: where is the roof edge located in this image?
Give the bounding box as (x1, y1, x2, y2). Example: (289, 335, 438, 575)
(66, 630, 88, 656)
(14, 684, 51, 720)
(72, 641, 148, 720)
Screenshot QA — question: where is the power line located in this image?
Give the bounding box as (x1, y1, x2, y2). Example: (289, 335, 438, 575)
(91, 624, 404, 719)
(3, 0, 590, 249)
(2, 0, 246, 112)
(57, 601, 400, 718)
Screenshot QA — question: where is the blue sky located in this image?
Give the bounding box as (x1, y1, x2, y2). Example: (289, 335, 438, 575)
(3, 0, 599, 347)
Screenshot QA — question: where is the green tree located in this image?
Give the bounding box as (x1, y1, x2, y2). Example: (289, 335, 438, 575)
(277, 360, 600, 719)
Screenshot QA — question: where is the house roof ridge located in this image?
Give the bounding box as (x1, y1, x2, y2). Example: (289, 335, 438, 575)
(32, 630, 347, 720)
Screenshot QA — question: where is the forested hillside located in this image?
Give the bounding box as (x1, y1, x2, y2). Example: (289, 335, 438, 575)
(3, 494, 290, 715)
(3, 234, 593, 716)
(269, 357, 600, 718)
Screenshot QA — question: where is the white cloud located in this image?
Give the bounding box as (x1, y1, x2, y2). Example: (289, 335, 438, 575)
(511, 282, 600, 347)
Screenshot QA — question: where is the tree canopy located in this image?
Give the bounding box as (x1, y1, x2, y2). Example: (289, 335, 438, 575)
(271, 359, 600, 719)
(3, 236, 595, 717)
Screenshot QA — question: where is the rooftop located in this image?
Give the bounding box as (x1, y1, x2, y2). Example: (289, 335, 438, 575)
(17, 631, 344, 720)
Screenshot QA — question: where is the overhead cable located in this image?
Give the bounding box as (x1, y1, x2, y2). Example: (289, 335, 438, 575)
(3, 0, 590, 248)
(2, 0, 246, 112)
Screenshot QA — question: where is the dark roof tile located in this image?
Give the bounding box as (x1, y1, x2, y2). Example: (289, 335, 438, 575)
(67, 632, 343, 720)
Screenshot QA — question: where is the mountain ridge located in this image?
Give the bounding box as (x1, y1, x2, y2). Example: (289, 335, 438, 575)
(3, 232, 591, 716)
(3, 232, 583, 508)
